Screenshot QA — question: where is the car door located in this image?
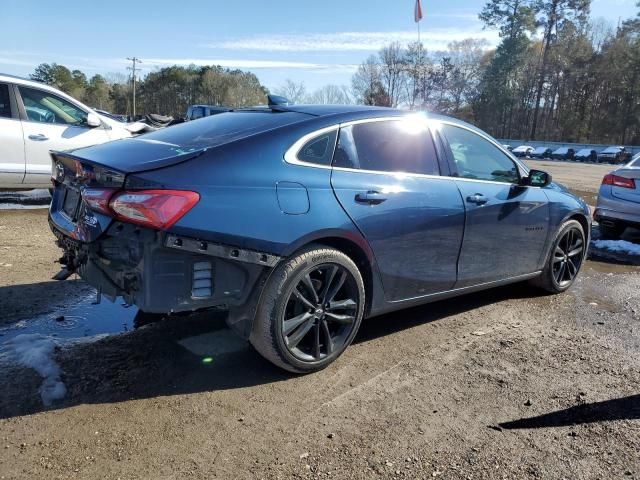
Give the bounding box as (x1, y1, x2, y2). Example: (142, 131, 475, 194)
(0, 83, 26, 186)
(16, 85, 111, 186)
(438, 123, 550, 288)
(330, 118, 465, 301)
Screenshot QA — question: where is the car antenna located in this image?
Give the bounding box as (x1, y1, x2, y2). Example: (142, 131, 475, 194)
(267, 94, 291, 112)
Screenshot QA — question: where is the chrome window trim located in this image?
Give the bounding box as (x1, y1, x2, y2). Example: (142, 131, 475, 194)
(283, 125, 339, 170)
(283, 115, 535, 187)
(435, 119, 529, 176)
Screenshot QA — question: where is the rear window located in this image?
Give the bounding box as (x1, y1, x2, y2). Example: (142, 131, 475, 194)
(533, 147, 548, 154)
(554, 148, 568, 154)
(577, 149, 593, 155)
(140, 111, 309, 150)
(602, 147, 621, 154)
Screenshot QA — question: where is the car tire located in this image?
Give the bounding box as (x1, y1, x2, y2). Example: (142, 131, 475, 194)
(250, 245, 365, 373)
(598, 222, 625, 240)
(531, 220, 586, 294)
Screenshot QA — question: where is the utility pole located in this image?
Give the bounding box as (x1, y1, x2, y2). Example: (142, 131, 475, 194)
(126, 57, 142, 119)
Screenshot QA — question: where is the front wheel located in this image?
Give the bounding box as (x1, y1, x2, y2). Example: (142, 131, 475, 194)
(250, 245, 365, 373)
(531, 220, 586, 293)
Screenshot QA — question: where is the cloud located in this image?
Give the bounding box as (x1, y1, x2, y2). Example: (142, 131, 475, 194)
(143, 58, 357, 70)
(203, 29, 499, 53)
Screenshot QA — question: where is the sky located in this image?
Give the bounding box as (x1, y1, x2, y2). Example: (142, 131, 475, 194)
(0, 0, 637, 93)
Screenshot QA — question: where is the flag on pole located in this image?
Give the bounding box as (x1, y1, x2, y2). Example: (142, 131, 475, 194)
(414, 0, 423, 23)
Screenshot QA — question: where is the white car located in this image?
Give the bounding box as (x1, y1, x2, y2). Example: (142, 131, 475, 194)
(512, 145, 535, 158)
(0, 74, 133, 189)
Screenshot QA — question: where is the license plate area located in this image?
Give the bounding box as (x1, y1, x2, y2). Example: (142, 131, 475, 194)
(61, 187, 81, 221)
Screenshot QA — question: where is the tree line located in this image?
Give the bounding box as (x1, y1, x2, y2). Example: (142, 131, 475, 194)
(30, 63, 269, 118)
(351, 0, 640, 145)
(27, 0, 640, 144)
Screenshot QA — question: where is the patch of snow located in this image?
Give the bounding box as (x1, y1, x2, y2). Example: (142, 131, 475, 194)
(592, 239, 640, 256)
(4, 334, 66, 406)
(0, 203, 49, 210)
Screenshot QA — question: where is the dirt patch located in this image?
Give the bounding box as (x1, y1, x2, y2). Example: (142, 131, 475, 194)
(0, 181, 639, 479)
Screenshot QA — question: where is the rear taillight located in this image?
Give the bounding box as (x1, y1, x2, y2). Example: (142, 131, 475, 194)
(83, 188, 117, 215)
(109, 190, 200, 230)
(602, 174, 636, 189)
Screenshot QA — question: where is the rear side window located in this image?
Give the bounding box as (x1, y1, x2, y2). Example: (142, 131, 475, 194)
(0, 84, 11, 118)
(297, 130, 337, 166)
(333, 120, 440, 176)
(191, 107, 204, 120)
(441, 124, 520, 184)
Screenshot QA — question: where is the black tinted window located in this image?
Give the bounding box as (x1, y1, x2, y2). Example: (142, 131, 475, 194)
(191, 107, 204, 120)
(441, 124, 519, 183)
(297, 130, 337, 166)
(0, 84, 12, 118)
(333, 120, 439, 175)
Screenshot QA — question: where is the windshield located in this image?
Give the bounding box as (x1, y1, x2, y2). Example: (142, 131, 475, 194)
(602, 147, 621, 154)
(554, 148, 568, 154)
(513, 146, 531, 152)
(576, 149, 593, 155)
(533, 147, 548, 154)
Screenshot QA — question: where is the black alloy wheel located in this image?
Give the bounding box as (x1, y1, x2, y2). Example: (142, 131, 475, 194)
(282, 263, 360, 362)
(250, 245, 365, 373)
(552, 227, 585, 288)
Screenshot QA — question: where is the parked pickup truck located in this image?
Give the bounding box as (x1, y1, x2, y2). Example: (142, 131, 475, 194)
(185, 105, 230, 121)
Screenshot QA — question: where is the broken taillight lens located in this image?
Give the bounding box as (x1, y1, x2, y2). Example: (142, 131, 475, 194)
(108, 190, 200, 230)
(82, 188, 117, 215)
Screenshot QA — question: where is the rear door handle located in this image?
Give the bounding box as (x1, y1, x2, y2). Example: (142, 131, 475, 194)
(466, 193, 488, 205)
(28, 134, 49, 141)
(355, 191, 387, 205)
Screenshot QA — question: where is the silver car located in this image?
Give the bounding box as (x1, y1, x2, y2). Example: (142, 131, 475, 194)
(594, 154, 640, 238)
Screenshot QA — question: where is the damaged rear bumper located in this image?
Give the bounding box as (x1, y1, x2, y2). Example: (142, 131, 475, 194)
(50, 220, 280, 338)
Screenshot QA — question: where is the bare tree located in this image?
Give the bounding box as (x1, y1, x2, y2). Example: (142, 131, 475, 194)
(379, 42, 406, 107)
(275, 79, 307, 103)
(307, 85, 353, 104)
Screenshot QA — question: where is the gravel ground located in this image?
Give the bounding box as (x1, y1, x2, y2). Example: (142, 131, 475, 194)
(0, 162, 638, 479)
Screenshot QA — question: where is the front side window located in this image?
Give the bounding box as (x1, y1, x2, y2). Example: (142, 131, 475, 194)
(333, 120, 439, 176)
(441, 124, 520, 184)
(19, 87, 87, 125)
(0, 84, 11, 118)
(297, 130, 337, 166)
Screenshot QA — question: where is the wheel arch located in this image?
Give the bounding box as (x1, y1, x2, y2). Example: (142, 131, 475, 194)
(291, 234, 381, 317)
(565, 212, 591, 244)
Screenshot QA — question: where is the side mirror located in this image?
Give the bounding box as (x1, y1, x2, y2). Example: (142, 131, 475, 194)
(526, 169, 552, 187)
(86, 112, 102, 128)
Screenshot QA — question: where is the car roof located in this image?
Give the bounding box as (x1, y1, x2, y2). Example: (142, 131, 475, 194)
(281, 104, 400, 116)
(0, 72, 75, 97)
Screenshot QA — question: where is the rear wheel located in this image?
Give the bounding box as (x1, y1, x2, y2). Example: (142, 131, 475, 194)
(531, 220, 586, 293)
(250, 245, 365, 373)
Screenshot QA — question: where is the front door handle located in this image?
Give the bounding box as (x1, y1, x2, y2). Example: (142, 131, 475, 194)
(466, 193, 488, 205)
(355, 191, 387, 205)
(28, 134, 49, 141)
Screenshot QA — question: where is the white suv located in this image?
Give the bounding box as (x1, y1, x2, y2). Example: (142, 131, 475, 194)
(0, 74, 133, 189)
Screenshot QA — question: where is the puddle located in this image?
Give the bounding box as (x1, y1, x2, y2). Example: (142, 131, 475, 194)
(0, 293, 138, 355)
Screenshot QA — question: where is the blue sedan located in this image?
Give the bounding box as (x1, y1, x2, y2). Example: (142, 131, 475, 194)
(48, 100, 591, 372)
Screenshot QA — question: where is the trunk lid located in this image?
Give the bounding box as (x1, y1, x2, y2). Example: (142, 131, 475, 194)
(610, 168, 640, 205)
(49, 151, 131, 243)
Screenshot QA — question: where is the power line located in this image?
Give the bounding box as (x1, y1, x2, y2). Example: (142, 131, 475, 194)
(126, 57, 142, 118)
